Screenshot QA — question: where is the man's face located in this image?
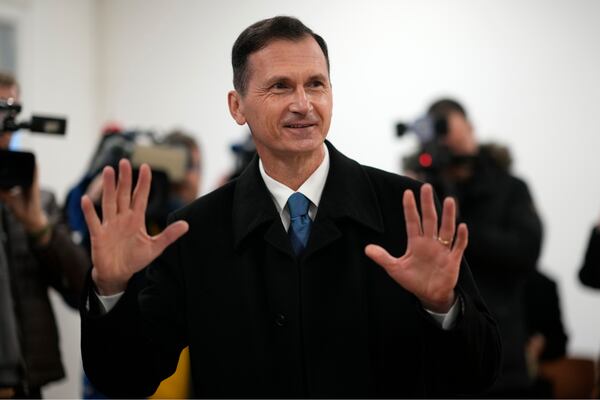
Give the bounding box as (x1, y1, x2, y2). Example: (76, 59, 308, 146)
(0, 84, 19, 149)
(228, 36, 332, 162)
(442, 112, 478, 156)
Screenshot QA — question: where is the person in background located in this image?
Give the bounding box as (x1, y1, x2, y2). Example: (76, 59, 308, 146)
(161, 130, 202, 210)
(579, 213, 600, 397)
(579, 215, 600, 289)
(0, 72, 90, 398)
(405, 98, 543, 397)
(522, 268, 569, 397)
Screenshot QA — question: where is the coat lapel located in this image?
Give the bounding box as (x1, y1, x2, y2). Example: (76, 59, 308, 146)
(304, 141, 384, 258)
(232, 141, 385, 258)
(232, 154, 294, 257)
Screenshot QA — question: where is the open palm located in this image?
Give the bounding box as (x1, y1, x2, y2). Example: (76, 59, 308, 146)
(81, 159, 188, 295)
(365, 184, 468, 313)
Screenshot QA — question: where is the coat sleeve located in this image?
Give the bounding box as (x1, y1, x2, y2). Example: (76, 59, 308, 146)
(418, 257, 502, 397)
(80, 221, 187, 398)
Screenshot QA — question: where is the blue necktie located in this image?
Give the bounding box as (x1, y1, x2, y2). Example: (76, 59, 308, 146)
(287, 192, 312, 255)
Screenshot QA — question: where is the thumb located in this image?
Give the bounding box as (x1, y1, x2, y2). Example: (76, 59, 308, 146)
(152, 220, 189, 254)
(365, 244, 397, 271)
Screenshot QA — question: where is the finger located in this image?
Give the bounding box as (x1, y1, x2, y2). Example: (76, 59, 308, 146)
(451, 223, 469, 259)
(151, 220, 189, 254)
(101, 166, 117, 220)
(438, 197, 456, 245)
(403, 189, 422, 238)
(81, 195, 102, 236)
(132, 163, 152, 214)
(364, 244, 398, 271)
(116, 159, 132, 213)
(420, 184, 438, 239)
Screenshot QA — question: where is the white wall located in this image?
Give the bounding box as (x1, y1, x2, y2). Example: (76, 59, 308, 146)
(4, 0, 600, 397)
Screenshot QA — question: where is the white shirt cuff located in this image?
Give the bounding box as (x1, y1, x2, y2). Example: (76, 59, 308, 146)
(424, 295, 462, 330)
(95, 290, 125, 313)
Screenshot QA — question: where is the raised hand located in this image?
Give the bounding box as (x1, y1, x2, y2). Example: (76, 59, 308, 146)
(81, 159, 189, 295)
(365, 184, 468, 313)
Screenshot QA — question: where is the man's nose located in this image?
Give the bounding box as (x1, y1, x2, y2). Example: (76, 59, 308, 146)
(289, 87, 313, 114)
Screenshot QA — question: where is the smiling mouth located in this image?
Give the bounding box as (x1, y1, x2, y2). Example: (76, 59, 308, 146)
(284, 123, 315, 129)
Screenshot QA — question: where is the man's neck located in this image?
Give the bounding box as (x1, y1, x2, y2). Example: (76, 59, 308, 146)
(259, 145, 325, 191)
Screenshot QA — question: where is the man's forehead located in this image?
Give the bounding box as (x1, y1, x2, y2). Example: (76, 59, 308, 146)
(247, 37, 328, 76)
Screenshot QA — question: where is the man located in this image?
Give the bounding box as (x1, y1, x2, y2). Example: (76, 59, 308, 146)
(80, 17, 501, 398)
(0, 72, 90, 397)
(406, 98, 543, 396)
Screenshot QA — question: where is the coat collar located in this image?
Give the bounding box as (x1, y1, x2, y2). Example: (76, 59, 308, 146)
(232, 140, 384, 250)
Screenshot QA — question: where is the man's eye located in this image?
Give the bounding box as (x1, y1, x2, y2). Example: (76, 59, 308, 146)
(308, 81, 324, 88)
(271, 83, 288, 90)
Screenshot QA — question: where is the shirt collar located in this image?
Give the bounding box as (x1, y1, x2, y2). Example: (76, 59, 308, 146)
(259, 144, 330, 216)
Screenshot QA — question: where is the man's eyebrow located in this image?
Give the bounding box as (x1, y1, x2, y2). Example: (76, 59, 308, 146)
(307, 73, 329, 82)
(263, 74, 329, 86)
(263, 75, 291, 86)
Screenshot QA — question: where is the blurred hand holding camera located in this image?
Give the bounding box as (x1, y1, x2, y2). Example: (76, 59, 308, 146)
(0, 165, 50, 245)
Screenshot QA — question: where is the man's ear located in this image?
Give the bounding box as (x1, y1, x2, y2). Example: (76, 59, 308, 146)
(228, 90, 246, 126)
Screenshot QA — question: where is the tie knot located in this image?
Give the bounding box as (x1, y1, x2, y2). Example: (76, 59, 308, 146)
(287, 192, 310, 218)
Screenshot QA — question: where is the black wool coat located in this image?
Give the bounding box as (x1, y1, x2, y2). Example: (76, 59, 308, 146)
(81, 141, 501, 398)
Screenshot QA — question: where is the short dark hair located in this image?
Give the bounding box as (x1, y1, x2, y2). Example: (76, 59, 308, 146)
(427, 98, 468, 120)
(0, 71, 18, 90)
(231, 16, 330, 95)
(163, 130, 201, 171)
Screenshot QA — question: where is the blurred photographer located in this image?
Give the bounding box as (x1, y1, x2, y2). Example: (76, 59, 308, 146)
(403, 98, 543, 397)
(0, 72, 90, 398)
(579, 213, 600, 290)
(579, 213, 600, 397)
(161, 130, 202, 211)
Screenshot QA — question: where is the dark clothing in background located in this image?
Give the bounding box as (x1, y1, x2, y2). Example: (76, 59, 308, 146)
(448, 145, 543, 396)
(522, 270, 568, 362)
(579, 227, 600, 289)
(81, 142, 501, 398)
(0, 190, 89, 392)
(522, 270, 568, 399)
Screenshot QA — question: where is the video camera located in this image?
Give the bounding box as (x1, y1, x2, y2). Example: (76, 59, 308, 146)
(0, 98, 67, 189)
(396, 114, 472, 175)
(83, 131, 189, 231)
(396, 113, 477, 200)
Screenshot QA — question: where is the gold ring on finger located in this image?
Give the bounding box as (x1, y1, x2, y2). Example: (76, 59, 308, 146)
(437, 237, 452, 247)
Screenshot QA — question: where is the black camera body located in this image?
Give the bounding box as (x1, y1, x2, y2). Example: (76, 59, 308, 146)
(397, 113, 477, 173)
(0, 149, 35, 190)
(397, 114, 476, 199)
(0, 99, 68, 189)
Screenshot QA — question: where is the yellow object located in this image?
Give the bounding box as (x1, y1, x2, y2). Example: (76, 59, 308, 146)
(150, 347, 191, 399)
